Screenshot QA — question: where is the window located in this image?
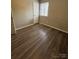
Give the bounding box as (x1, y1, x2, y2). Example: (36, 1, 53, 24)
(40, 2, 49, 16)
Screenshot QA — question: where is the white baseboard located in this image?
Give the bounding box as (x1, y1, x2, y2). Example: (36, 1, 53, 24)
(16, 24, 34, 30)
(40, 23, 68, 33)
(15, 23, 68, 33)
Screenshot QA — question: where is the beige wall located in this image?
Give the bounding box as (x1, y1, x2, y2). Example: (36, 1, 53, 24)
(39, 0, 68, 32)
(12, 0, 39, 30)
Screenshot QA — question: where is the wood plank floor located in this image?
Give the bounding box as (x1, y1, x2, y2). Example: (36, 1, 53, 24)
(11, 24, 68, 59)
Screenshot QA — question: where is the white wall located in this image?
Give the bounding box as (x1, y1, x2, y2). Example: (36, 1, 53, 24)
(33, 0, 39, 24)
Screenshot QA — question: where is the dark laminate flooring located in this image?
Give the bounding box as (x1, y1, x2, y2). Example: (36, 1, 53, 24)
(11, 24, 68, 59)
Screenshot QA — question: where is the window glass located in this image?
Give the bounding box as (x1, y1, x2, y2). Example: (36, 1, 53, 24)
(40, 2, 49, 16)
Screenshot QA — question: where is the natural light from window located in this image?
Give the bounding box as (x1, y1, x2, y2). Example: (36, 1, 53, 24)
(40, 2, 49, 16)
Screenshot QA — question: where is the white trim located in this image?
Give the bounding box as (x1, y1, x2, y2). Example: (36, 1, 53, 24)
(11, 11, 16, 34)
(16, 24, 34, 30)
(40, 23, 68, 33)
(15, 23, 68, 33)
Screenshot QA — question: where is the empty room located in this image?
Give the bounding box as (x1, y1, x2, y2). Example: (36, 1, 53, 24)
(11, 0, 68, 59)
